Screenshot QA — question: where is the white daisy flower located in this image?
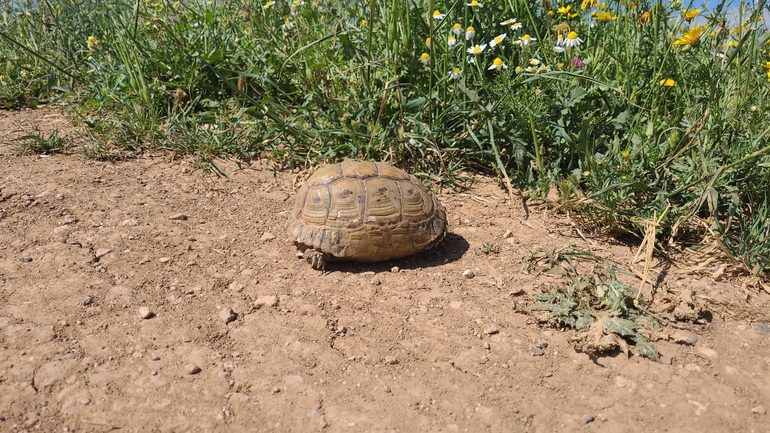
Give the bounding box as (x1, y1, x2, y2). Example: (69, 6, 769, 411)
(449, 67, 462, 79)
(467, 43, 487, 55)
(489, 33, 506, 48)
(465, 26, 476, 40)
(563, 31, 583, 47)
(432, 10, 446, 19)
(488, 57, 508, 71)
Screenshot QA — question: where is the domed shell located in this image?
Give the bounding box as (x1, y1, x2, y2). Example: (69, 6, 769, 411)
(287, 160, 447, 267)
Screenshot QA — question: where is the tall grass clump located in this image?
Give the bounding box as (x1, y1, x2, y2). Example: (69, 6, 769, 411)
(1, 0, 769, 275)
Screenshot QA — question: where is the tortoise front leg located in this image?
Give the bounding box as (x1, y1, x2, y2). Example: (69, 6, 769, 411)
(303, 248, 329, 270)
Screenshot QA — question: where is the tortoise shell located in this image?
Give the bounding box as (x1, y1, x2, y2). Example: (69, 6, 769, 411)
(287, 160, 447, 269)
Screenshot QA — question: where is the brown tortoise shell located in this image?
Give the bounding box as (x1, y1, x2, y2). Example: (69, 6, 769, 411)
(287, 160, 447, 269)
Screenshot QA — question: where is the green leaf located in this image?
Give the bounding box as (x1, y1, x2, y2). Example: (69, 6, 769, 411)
(632, 335, 659, 360)
(603, 317, 637, 336)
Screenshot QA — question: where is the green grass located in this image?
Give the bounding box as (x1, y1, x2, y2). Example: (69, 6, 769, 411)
(1, 0, 769, 275)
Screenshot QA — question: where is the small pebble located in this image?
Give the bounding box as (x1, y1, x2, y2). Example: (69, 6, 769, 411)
(63, 215, 78, 225)
(384, 356, 399, 365)
(95, 248, 112, 259)
(24, 412, 38, 427)
(254, 296, 279, 309)
(169, 213, 188, 220)
(696, 346, 718, 360)
(220, 307, 237, 324)
(138, 306, 153, 320)
(532, 347, 544, 357)
(390, 266, 400, 273)
(370, 276, 381, 286)
(503, 229, 513, 238)
(752, 405, 766, 415)
(185, 364, 201, 375)
(151, 355, 160, 361)
(20, 255, 32, 263)
(272, 387, 281, 394)
(671, 330, 699, 345)
(462, 269, 475, 279)
(159, 257, 171, 263)
(260, 232, 276, 241)
(483, 324, 499, 335)
(82, 296, 93, 306)
(582, 414, 595, 424)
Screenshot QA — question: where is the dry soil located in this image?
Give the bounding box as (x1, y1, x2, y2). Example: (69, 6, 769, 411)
(1, 108, 769, 433)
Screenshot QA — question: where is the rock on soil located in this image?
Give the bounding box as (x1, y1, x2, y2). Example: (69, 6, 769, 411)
(138, 306, 153, 320)
(220, 307, 237, 324)
(254, 296, 278, 309)
(671, 330, 699, 345)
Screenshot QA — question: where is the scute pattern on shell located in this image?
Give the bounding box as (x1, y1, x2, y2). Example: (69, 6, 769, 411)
(287, 160, 447, 264)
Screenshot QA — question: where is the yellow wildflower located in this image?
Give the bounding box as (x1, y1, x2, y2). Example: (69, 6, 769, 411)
(87, 35, 100, 51)
(680, 9, 701, 22)
(673, 25, 703, 46)
(621, 150, 630, 159)
(557, 5, 572, 15)
(592, 11, 615, 22)
(639, 10, 651, 26)
(659, 78, 676, 87)
(581, 0, 597, 9)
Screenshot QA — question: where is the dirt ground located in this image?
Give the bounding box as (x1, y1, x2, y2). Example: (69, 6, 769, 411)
(1, 108, 770, 433)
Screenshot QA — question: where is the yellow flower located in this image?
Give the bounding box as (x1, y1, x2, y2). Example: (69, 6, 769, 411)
(568, 12, 579, 19)
(466, 0, 484, 8)
(432, 10, 446, 19)
(621, 150, 630, 159)
(425, 37, 432, 48)
(87, 35, 100, 51)
(673, 25, 703, 46)
(725, 40, 739, 48)
(639, 11, 651, 26)
(557, 5, 572, 15)
(591, 11, 615, 22)
(762, 61, 770, 69)
(452, 23, 463, 36)
(581, 0, 598, 9)
(263, 1, 274, 9)
(680, 8, 701, 22)
(420, 53, 430, 65)
(659, 78, 676, 87)
(767, 70, 770, 81)
(361, 19, 367, 26)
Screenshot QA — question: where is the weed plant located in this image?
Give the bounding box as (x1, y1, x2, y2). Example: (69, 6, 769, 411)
(1, 0, 769, 274)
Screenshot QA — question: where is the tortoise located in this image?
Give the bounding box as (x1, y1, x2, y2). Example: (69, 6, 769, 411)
(287, 159, 447, 270)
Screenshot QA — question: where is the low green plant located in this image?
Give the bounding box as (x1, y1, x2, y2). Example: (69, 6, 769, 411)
(526, 245, 659, 359)
(12, 129, 70, 155)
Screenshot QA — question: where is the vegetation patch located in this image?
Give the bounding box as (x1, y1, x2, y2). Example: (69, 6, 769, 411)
(1, 0, 769, 276)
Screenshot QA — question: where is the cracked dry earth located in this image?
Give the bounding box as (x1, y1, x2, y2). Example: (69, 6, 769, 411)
(1, 108, 770, 433)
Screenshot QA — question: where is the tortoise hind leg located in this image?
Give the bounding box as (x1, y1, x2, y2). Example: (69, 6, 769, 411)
(303, 248, 329, 270)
